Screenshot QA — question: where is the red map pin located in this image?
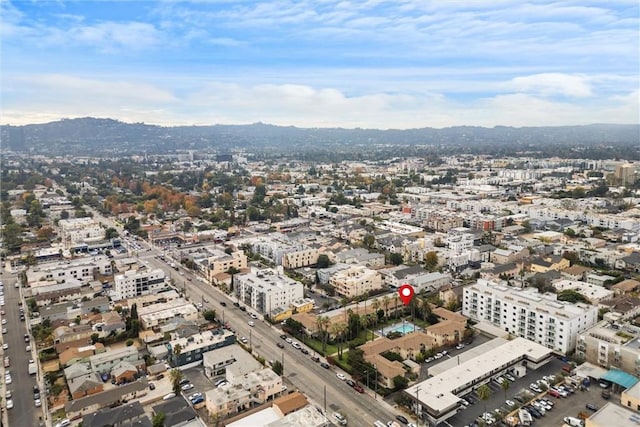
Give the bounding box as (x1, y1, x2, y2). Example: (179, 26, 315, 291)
(398, 284, 415, 305)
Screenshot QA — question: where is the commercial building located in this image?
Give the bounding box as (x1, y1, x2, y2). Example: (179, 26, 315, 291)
(165, 329, 236, 367)
(329, 265, 383, 298)
(234, 268, 304, 316)
(202, 344, 262, 379)
(462, 279, 598, 353)
(586, 402, 640, 427)
(113, 268, 168, 301)
(26, 255, 113, 284)
(404, 337, 552, 426)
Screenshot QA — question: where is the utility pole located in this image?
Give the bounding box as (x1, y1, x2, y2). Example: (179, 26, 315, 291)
(281, 352, 285, 376)
(324, 385, 327, 415)
(249, 328, 252, 352)
(415, 386, 422, 426)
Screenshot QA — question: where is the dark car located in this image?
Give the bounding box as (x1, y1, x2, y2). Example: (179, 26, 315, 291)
(33, 385, 39, 394)
(353, 384, 365, 393)
(240, 306, 247, 311)
(602, 390, 611, 400)
(395, 415, 409, 424)
(526, 406, 541, 418)
(320, 362, 330, 369)
(179, 378, 190, 386)
(514, 395, 525, 403)
(280, 334, 288, 340)
(149, 383, 156, 390)
(220, 302, 226, 307)
(277, 342, 285, 348)
(586, 403, 598, 411)
(301, 348, 309, 355)
(233, 302, 240, 307)
(311, 356, 320, 362)
(346, 379, 355, 387)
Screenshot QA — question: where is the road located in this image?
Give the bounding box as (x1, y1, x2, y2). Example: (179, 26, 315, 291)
(1, 271, 43, 427)
(94, 209, 399, 427)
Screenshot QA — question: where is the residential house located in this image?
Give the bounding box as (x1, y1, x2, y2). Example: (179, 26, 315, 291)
(529, 255, 570, 273)
(82, 402, 150, 427)
(68, 372, 104, 399)
(89, 346, 142, 376)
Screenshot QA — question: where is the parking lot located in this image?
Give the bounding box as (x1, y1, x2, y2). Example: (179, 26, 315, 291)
(446, 357, 568, 426)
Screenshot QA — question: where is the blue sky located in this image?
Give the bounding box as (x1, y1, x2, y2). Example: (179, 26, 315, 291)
(1, 0, 638, 128)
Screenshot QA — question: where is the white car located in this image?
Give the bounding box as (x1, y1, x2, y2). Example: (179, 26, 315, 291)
(506, 400, 516, 407)
(34, 398, 41, 407)
(6, 399, 13, 409)
(2, 343, 7, 350)
(1, 319, 6, 325)
(189, 392, 203, 401)
(336, 373, 346, 381)
(281, 385, 287, 391)
(5, 374, 11, 384)
(248, 321, 255, 327)
(455, 343, 465, 350)
(181, 383, 194, 391)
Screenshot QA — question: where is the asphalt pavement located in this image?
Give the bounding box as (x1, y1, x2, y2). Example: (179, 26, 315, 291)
(1, 271, 43, 427)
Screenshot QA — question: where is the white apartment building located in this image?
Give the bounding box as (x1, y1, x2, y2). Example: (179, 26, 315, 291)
(462, 279, 598, 353)
(58, 217, 105, 248)
(26, 255, 113, 284)
(138, 298, 199, 329)
(234, 268, 304, 315)
(329, 265, 383, 298)
(113, 268, 168, 301)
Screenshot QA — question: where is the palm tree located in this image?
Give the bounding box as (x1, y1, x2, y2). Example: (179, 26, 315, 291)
(382, 295, 391, 320)
(501, 380, 510, 401)
(331, 322, 348, 358)
(169, 369, 184, 395)
(316, 316, 331, 354)
(371, 299, 381, 327)
(477, 384, 492, 416)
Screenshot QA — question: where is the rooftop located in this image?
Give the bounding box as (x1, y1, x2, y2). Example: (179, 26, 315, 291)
(588, 402, 640, 427)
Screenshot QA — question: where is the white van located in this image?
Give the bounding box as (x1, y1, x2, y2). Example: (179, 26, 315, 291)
(374, 422, 387, 427)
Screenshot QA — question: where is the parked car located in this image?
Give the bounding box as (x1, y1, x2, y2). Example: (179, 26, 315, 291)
(336, 373, 346, 381)
(586, 403, 598, 411)
(320, 362, 330, 369)
(311, 356, 320, 362)
(346, 379, 355, 387)
(396, 414, 409, 424)
(181, 383, 194, 391)
(353, 384, 364, 393)
(277, 342, 284, 348)
(162, 393, 176, 400)
(505, 400, 516, 407)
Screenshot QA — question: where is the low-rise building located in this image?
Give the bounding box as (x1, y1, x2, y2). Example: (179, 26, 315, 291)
(164, 329, 236, 367)
(138, 298, 198, 329)
(58, 217, 104, 249)
(202, 344, 262, 379)
(552, 280, 614, 304)
(405, 338, 552, 426)
(576, 320, 640, 377)
(26, 255, 112, 284)
(89, 346, 141, 376)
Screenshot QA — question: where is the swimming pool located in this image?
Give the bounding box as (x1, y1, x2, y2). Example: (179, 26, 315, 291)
(378, 321, 421, 336)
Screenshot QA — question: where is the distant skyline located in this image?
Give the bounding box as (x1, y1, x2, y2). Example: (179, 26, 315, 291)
(1, 1, 638, 129)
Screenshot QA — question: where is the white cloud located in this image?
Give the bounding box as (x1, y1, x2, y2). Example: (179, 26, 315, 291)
(508, 73, 593, 97)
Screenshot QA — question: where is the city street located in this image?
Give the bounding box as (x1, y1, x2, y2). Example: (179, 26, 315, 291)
(1, 271, 43, 427)
(97, 211, 400, 427)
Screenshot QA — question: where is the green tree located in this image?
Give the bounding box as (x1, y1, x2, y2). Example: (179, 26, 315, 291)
(393, 375, 409, 391)
(316, 254, 331, 269)
(501, 379, 510, 400)
(363, 234, 376, 249)
(152, 412, 166, 427)
(557, 289, 589, 304)
(272, 360, 283, 376)
(169, 369, 183, 395)
(2, 223, 23, 253)
(203, 310, 217, 322)
(477, 384, 492, 415)
(105, 227, 119, 239)
(425, 251, 439, 271)
(389, 252, 403, 266)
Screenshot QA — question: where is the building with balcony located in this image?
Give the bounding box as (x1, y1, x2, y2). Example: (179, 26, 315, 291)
(26, 255, 112, 285)
(329, 265, 383, 298)
(138, 298, 199, 329)
(462, 279, 598, 353)
(234, 268, 304, 316)
(164, 329, 236, 367)
(113, 268, 168, 301)
(576, 320, 640, 377)
(58, 217, 104, 249)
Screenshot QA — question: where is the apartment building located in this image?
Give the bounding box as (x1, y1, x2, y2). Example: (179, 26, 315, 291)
(462, 279, 598, 353)
(250, 233, 319, 268)
(191, 248, 247, 282)
(329, 265, 383, 298)
(138, 298, 199, 329)
(89, 346, 142, 376)
(234, 268, 304, 316)
(58, 217, 105, 248)
(576, 320, 640, 377)
(113, 268, 168, 301)
(165, 329, 236, 367)
(26, 255, 113, 284)
(202, 344, 262, 379)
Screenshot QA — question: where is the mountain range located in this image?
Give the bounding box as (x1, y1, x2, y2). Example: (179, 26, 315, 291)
(1, 118, 638, 157)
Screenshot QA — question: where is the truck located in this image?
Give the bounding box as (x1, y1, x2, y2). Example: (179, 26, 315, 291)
(28, 361, 37, 375)
(519, 409, 533, 426)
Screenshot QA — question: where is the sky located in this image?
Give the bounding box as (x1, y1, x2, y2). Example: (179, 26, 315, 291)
(1, 0, 639, 129)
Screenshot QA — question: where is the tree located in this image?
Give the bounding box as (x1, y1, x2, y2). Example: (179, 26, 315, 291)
(169, 369, 183, 395)
(152, 412, 166, 427)
(203, 310, 217, 322)
(174, 344, 182, 356)
(477, 384, 492, 415)
(389, 252, 403, 266)
(105, 227, 119, 239)
(393, 375, 409, 391)
(557, 289, 589, 304)
(316, 316, 331, 353)
(425, 251, 439, 271)
(272, 360, 283, 376)
(501, 379, 510, 400)
(316, 254, 331, 269)
(363, 234, 376, 249)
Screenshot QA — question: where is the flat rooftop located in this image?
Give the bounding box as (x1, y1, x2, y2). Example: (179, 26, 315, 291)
(405, 337, 551, 414)
(588, 402, 640, 427)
